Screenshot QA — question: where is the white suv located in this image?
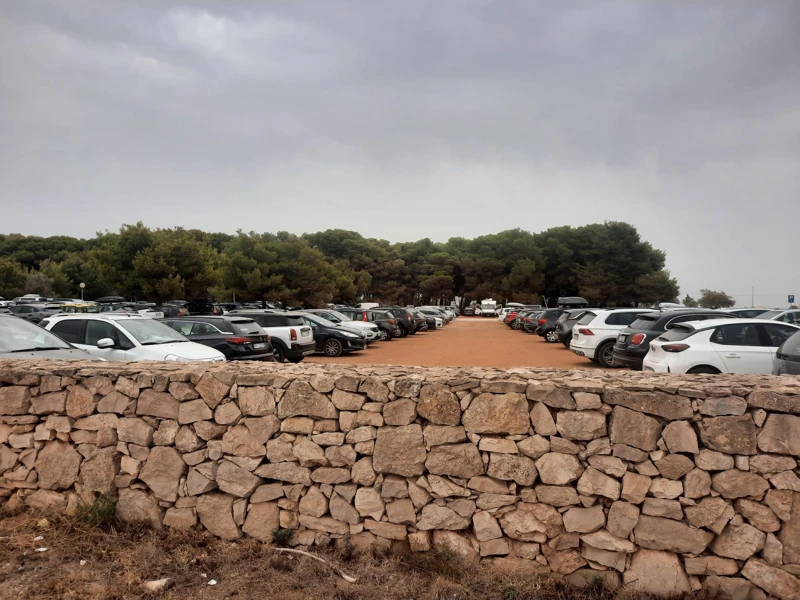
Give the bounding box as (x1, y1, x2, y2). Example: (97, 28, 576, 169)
(571, 309, 650, 368)
(41, 314, 226, 362)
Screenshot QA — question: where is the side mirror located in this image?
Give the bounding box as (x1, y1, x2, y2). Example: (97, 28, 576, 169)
(96, 338, 115, 349)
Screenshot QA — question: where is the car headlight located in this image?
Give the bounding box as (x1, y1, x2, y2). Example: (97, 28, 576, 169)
(342, 332, 359, 338)
(164, 354, 190, 362)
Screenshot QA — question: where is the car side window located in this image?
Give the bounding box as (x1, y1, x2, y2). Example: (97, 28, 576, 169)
(170, 321, 194, 336)
(85, 320, 123, 346)
(303, 317, 318, 329)
(762, 324, 798, 347)
(50, 320, 84, 344)
(191, 322, 219, 335)
(710, 324, 762, 347)
(605, 312, 639, 326)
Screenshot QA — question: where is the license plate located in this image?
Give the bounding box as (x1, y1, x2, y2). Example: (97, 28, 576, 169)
(618, 334, 627, 342)
(253, 343, 267, 349)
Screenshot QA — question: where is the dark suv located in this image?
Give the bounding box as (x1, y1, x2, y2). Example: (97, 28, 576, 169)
(613, 309, 738, 370)
(535, 309, 568, 342)
(336, 308, 402, 340)
(555, 309, 592, 348)
(187, 297, 225, 316)
(161, 316, 275, 361)
(374, 306, 416, 337)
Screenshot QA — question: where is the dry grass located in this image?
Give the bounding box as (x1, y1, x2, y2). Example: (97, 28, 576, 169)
(0, 510, 693, 600)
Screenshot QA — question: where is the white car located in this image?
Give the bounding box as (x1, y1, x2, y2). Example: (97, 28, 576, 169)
(41, 314, 226, 362)
(643, 318, 799, 375)
(570, 309, 651, 367)
(754, 308, 800, 326)
(497, 307, 513, 321)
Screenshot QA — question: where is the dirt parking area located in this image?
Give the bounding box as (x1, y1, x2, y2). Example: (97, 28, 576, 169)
(308, 317, 601, 370)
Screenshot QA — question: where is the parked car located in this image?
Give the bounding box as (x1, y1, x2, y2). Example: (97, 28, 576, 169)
(0, 314, 101, 360)
(410, 311, 429, 332)
(8, 304, 49, 324)
(161, 305, 190, 318)
(753, 308, 800, 325)
(161, 316, 275, 362)
(302, 309, 381, 342)
(415, 311, 439, 331)
(774, 330, 800, 375)
(229, 310, 316, 363)
(612, 309, 738, 370)
(535, 309, 570, 342)
(186, 297, 226, 316)
(335, 308, 402, 340)
(416, 308, 446, 329)
(522, 311, 545, 333)
(418, 306, 453, 324)
(463, 305, 476, 316)
(40, 314, 226, 362)
(295, 312, 368, 357)
(556, 297, 589, 309)
(726, 308, 772, 319)
(643, 319, 799, 374)
(555, 309, 592, 347)
(374, 306, 417, 337)
(570, 308, 652, 367)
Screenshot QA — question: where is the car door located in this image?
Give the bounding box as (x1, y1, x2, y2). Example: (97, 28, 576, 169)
(190, 321, 229, 354)
(83, 319, 133, 360)
(49, 319, 86, 347)
(302, 317, 322, 350)
(761, 323, 799, 356)
(709, 323, 773, 374)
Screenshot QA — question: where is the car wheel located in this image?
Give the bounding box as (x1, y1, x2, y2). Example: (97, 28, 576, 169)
(398, 325, 408, 338)
(545, 330, 558, 343)
(511, 322, 520, 330)
(687, 366, 720, 375)
(378, 328, 390, 341)
(273, 344, 286, 363)
(323, 339, 343, 357)
(596, 342, 616, 368)
(563, 338, 571, 349)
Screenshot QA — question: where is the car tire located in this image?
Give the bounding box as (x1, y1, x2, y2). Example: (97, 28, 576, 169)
(398, 325, 408, 338)
(596, 342, 616, 368)
(563, 338, 571, 349)
(323, 339, 343, 357)
(687, 366, 720, 375)
(545, 330, 559, 343)
(287, 356, 304, 364)
(378, 328, 390, 341)
(273, 344, 286, 363)
(511, 322, 520, 330)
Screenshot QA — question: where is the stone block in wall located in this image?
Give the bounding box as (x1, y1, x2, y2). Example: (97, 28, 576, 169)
(417, 384, 461, 425)
(634, 515, 714, 554)
(609, 407, 661, 451)
(555, 411, 606, 441)
(712, 469, 770, 499)
(698, 415, 758, 455)
(196, 493, 240, 540)
(758, 414, 800, 455)
(604, 389, 693, 420)
(277, 382, 337, 419)
(535, 453, 583, 485)
(136, 390, 179, 420)
(462, 393, 529, 434)
(372, 424, 426, 477)
(622, 550, 692, 597)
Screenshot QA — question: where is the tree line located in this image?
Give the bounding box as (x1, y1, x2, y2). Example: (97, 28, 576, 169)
(0, 222, 681, 308)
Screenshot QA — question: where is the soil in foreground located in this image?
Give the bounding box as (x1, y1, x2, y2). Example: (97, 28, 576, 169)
(0, 512, 682, 600)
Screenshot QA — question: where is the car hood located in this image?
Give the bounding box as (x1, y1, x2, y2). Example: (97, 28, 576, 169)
(342, 321, 377, 330)
(0, 348, 104, 361)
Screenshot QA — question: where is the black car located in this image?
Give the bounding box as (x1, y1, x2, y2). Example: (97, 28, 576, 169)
(8, 304, 49, 324)
(161, 316, 275, 362)
(410, 310, 429, 332)
(297, 312, 367, 357)
(535, 309, 569, 342)
(336, 308, 402, 340)
(374, 306, 417, 337)
(556, 309, 592, 348)
(160, 304, 190, 318)
(521, 311, 544, 333)
(613, 309, 738, 370)
(186, 297, 225, 316)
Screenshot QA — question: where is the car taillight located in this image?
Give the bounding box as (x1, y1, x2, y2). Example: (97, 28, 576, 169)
(663, 344, 690, 353)
(290, 328, 297, 341)
(538, 318, 546, 325)
(225, 336, 251, 345)
(362, 312, 368, 321)
(388, 319, 395, 324)
(630, 333, 646, 345)
(578, 328, 594, 336)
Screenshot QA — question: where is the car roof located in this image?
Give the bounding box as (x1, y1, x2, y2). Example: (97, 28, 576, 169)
(670, 318, 800, 332)
(48, 313, 149, 321)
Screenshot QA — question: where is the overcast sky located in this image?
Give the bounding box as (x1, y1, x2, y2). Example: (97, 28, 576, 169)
(1, 1, 798, 307)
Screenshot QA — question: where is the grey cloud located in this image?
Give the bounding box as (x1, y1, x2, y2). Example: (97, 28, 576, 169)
(0, 0, 798, 307)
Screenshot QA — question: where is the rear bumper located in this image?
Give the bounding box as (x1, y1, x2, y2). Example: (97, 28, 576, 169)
(229, 351, 276, 362)
(571, 343, 597, 359)
(612, 348, 645, 369)
(343, 339, 367, 352)
(285, 342, 316, 359)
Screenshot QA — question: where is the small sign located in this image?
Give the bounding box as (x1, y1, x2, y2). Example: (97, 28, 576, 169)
(790, 294, 796, 304)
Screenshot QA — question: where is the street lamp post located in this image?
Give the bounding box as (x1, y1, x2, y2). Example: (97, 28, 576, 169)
(79, 282, 86, 301)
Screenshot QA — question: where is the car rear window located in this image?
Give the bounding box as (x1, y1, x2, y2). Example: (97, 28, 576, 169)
(577, 312, 596, 325)
(232, 319, 263, 335)
(628, 315, 660, 329)
(757, 310, 782, 320)
(286, 316, 306, 327)
(657, 325, 695, 341)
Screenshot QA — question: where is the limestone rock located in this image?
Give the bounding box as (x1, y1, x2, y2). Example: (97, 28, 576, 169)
(700, 396, 747, 416)
(535, 452, 583, 485)
(423, 425, 467, 446)
(355, 487, 385, 520)
(698, 415, 758, 455)
(351, 457, 376, 486)
(462, 392, 529, 434)
(517, 434, 550, 458)
(363, 519, 407, 540)
(417, 384, 460, 425)
(299, 486, 328, 518)
(586, 455, 626, 478)
(221, 425, 266, 457)
(527, 384, 575, 409)
(358, 377, 389, 402)
(426, 443, 484, 478)
(386, 498, 416, 525)
(749, 455, 798, 475)
(473, 511, 503, 541)
(331, 389, 366, 411)
(117, 417, 154, 446)
(742, 558, 800, 600)
(138, 447, 186, 502)
(574, 392, 602, 410)
(254, 462, 312, 486)
(758, 414, 800, 455)
(711, 522, 766, 560)
(163, 507, 196, 530)
(736, 499, 780, 533)
(634, 515, 714, 554)
(604, 388, 692, 420)
(747, 390, 800, 414)
(195, 373, 231, 409)
(242, 501, 280, 542)
(607, 501, 640, 538)
(216, 460, 263, 497)
(372, 425, 426, 477)
(325, 445, 356, 467)
(620, 472, 651, 504)
(178, 399, 213, 425)
(394, 375, 424, 398)
(136, 390, 179, 420)
(581, 546, 625, 572)
(486, 453, 537, 486)
(580, 530, 636, 553)
(277, 381, 337, 419)
(683, 468, 712, 499)
(35, 441, 81, 490)
(609, 406, 661, 451)
(116, 488, 163, 529)
(535, 485, 580, 507)
(329, 493, 360, 524)
(649, 478, 683, 499)
(310, 467, 351, 484)
(31, 391, 67, 414)
(563, 505, 605, 533)
(432, 531, 479, 566)
(529, 402, 557, 436)
(478, 437, 518, 453)
(66, 385, 96, 418)
(684, 556, 739, 576)
(696, 449, 735, 471)
(383, 399, 417, 426)
(417, 504, 470, 530)
(576, 467, 620, 500)
(556, 410, 606, 441)
(0, 386, 31, 415)
(684, 496, 731, 529)
(622, 550, 691, 597)
(655, 454, 695, 480)
(779, 491, 800, 564)
(499, 503, 549, 541)
(642, 498, 683, 520)
(79, 447, 120, 494)
(293, 437, 328, 467)
(712, 469, 770, 499)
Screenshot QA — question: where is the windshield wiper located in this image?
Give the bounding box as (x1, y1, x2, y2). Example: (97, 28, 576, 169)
(9, 346, 68, 353)
(140, 340, 187, 346)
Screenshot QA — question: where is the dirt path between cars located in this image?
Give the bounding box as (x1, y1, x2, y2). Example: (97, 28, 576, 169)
(307, 317, 602, 369)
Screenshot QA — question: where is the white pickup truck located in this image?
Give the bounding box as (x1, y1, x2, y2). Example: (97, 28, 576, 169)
(229, 310, 316, 363)
(475, 298, 498, 317)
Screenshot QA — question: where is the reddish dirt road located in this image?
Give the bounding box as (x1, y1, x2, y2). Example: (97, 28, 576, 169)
(307, 316, 602, 369)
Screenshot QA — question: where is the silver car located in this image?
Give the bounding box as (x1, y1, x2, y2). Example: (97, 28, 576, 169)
(774, 330, 800, 375)
(0, 314, 100, 360)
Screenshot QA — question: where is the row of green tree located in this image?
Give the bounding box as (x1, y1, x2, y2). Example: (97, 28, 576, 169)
(0, 222, 682, 307)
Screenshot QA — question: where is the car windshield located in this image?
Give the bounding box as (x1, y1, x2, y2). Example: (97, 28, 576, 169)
(231, 319, 263, 335)
(326, 310, 353, 322)
(0, 317, 72, 352)
(657, 326, 695, 341)
(576, 312, 596, 325)
(117, 319, 189, 345)
(757, 310, 782, 319)
(303, 314, 337, 327)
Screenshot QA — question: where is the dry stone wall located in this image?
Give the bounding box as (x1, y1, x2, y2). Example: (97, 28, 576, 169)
(1, 360, 800, 599)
